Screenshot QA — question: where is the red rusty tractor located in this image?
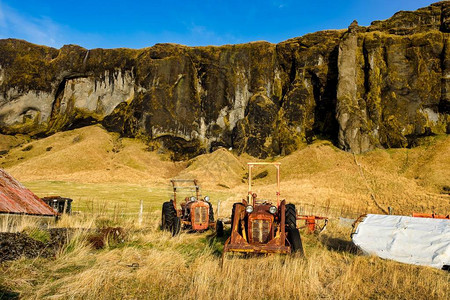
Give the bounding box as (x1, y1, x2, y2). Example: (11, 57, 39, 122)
(223, 162, 303, 255)
(161, 179, 223, 236)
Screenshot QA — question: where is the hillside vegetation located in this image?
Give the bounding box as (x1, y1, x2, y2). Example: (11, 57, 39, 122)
(1, 125, 449, 216)
(0, 125, 449, 299)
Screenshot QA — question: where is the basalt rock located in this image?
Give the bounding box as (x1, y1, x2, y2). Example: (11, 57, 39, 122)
(337, 2, 450, 152)
(0, 2, 449, 158)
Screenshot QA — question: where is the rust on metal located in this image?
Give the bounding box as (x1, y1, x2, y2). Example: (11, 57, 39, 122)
(170, 179, 200, 217)
(165, 179, 216, 233)
(224, 163, 298, 256)
(188, 201, 210, 231)
(412, 212, 449, 219)
(297, 215, 329, 234)
(0, 169, 57, 216)
(224, 200, 291, 254)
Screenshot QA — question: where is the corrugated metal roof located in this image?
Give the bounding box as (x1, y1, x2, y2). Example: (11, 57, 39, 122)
(0, 169, 57, 216)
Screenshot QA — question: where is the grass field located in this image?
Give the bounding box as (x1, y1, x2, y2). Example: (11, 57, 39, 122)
(0, 125, 449, 299)
(1, 207, 448, 299)
(23, 181, 230, 216)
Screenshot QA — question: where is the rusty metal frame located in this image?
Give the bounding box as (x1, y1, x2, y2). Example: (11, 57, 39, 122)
(189, 201, 210, 231)
(297, 215, 329, 234)
(170, 179, 200, 215)
(224, 200, 291, 254)
(224, 162, 292, 255)
(412, 212, 449, 219)
(168, 179, 216, 231)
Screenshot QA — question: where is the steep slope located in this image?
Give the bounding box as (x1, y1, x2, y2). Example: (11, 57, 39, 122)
(0, 125, 185, 184)
(0, 2, 449, 159)
(1, 125, 448, 215)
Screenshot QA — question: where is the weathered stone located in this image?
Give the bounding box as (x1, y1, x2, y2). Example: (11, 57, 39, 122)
(0, 2, 449, 158)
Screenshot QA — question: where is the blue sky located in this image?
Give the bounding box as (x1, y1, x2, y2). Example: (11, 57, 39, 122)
(0, 0, 436, 49)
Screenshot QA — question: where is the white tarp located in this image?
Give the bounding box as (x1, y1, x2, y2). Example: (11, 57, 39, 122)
(352, 214, 450, 269)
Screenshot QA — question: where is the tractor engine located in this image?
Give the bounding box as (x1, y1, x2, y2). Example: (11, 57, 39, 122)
(162, 179, 219, 236)
(223, 162, 303, 255)
(247, 205, 275, 243)
(185, 200, 210, 231)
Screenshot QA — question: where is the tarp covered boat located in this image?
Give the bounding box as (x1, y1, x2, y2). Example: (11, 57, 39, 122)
(352, 214, 450, 269)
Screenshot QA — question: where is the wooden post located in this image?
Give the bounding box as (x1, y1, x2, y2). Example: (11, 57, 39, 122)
(216, 200, 221, 217)
(138, 200, 143, 226)
(62, 199, 68, 215)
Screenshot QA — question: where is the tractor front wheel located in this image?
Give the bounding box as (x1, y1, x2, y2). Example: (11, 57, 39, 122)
(216, 220, 224, 237)
(208, 202, 215, 222)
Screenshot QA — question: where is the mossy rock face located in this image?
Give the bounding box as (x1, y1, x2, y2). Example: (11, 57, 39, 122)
(0, 2, 450, 158)
(336, 9, 449, 153)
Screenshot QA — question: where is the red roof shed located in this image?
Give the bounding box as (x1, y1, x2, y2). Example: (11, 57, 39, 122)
(0, 169, 57, 216)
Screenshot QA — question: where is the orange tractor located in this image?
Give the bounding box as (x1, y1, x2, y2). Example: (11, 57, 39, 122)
(223, 162, 303, 255)
(161, 179, 223, 236)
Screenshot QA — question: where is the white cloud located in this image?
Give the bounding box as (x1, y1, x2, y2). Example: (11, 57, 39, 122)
(273, 1, 288, 9)
(0, 2, 65, 47)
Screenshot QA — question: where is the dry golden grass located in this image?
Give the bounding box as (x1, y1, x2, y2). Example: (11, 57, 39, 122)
(2, 126, 448, 211)
(1, 126, 449, 299)
(0, 133, 30, 152)
(177, 148, 246, 189)
(0, 125, 185, 185)
(1, 212, 449, 300)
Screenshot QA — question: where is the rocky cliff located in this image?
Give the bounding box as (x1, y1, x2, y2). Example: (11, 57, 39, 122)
(0, 2, 449, 159)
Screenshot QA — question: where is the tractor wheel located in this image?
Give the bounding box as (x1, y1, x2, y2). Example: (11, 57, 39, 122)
(161, 201, 176, 232)
(216, 220, 224, 237)
(287, 227, 304, 255)
(172, 217, 181, 236)
(285, 203, 297, 230)
(208, 202, 215, 222)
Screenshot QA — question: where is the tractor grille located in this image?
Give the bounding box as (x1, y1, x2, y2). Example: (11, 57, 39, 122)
(251, 219, 271, 243)
(194, 206, 208, 224)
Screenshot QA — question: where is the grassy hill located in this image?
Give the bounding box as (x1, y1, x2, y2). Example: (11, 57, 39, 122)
(1, 126, 449, 299)
(1, 125, 449, 216)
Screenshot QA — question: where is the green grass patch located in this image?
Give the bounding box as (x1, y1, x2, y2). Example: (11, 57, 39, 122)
(22, 227, 50, 243)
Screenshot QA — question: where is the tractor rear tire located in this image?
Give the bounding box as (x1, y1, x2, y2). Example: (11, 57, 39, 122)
(216, 220, 224, 237)
(162, 201, 177, 232)
(285, 203, 297, 230)
(208, 202, 214, 222)
(287, 227, 304, 255)
(172, 217, 181, 236)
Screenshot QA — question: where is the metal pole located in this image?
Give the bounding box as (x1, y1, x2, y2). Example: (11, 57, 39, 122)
(276, 165, 280, 206)
(171, 180, 177, 210)
(195, 179, 200, 200)
(248, 164, 253, 205)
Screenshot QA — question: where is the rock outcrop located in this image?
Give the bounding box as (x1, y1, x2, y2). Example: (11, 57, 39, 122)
(0, 2, 449, 159)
